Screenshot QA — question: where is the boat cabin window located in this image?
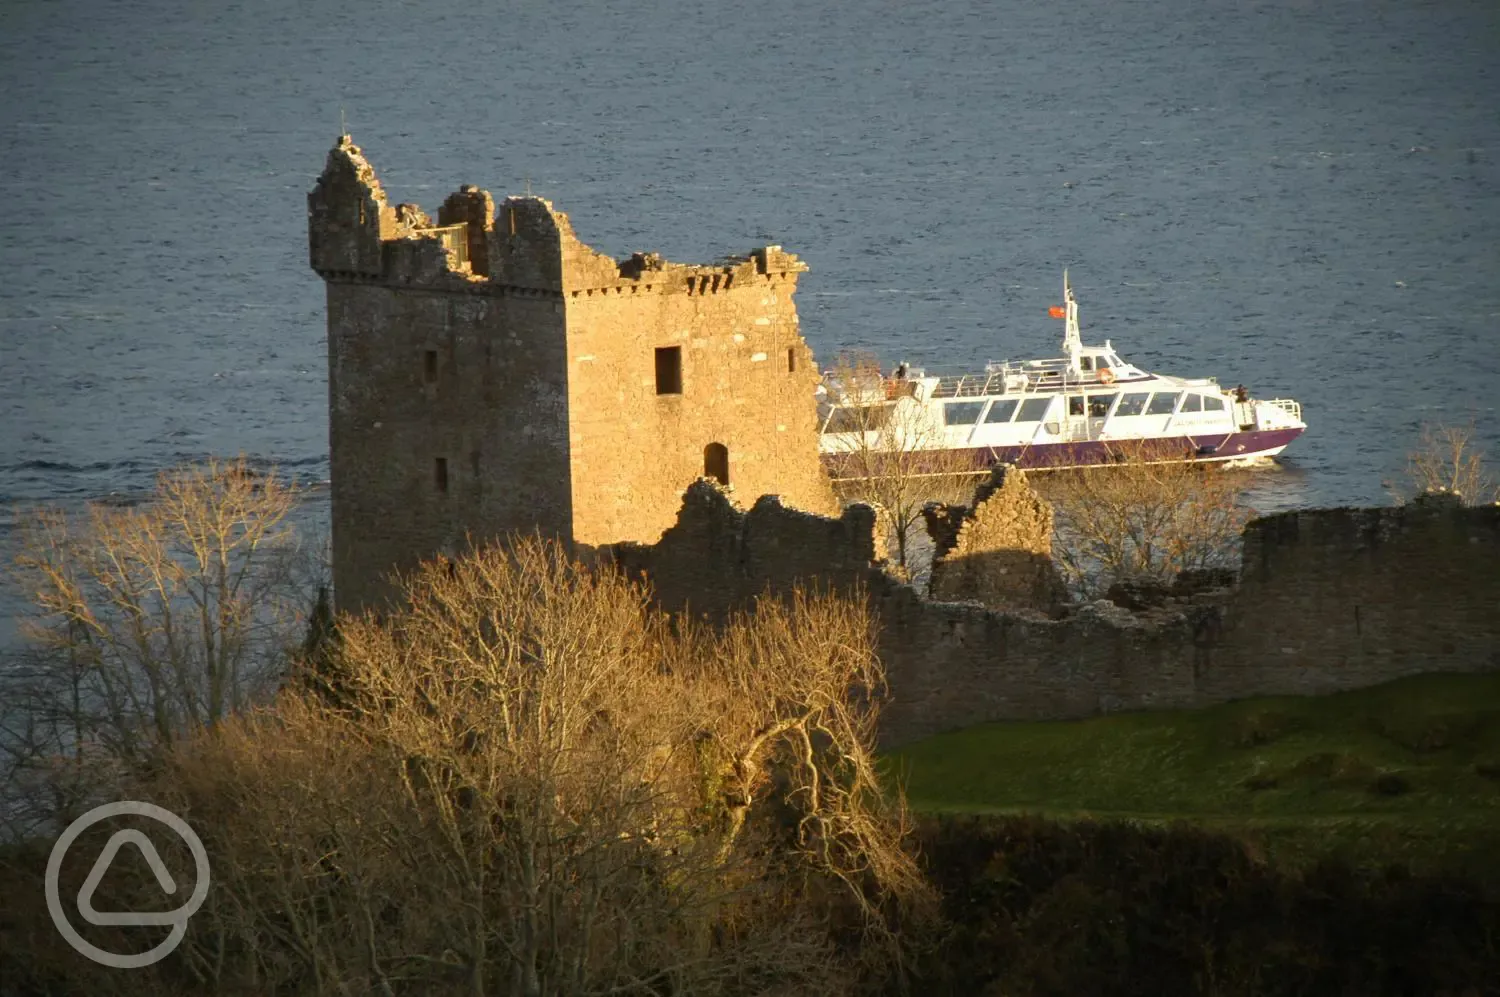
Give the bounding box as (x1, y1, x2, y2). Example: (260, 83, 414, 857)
(1146, 392, 1179, 415)
(1067, 396, 1085, 417)
(1088, 394, 1116, 418)
(1015, 397, 1053, 422)
(1204, 394, 1226, 412)
(1114, 392, 1151, 417)
(985, 398, 1020, 423)
(944, 401, 987, 426)
(824, 404, 893, 434)
(1079, 357, 1094, 371)
(1181, 394, 1203, 413)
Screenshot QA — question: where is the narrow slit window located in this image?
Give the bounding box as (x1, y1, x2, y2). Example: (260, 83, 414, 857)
(655, 346, 682, 395)
(424, 350, 438, 384)
(434, 457, 449, 494)
(704, 443, 729, 486)
(787, 347, 797, 373)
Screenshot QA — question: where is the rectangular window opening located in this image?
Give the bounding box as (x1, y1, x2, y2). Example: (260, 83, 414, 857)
(434, 457, 449, 494)
(424, 350, 438, 384)
(787, 347, 797, 373)
(655, 346, 683, 395)
(654, 346, 684, 392)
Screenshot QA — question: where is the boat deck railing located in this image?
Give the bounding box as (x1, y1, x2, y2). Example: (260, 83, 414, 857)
(1262, 398, 1303, 422)
(928, 358, 1115, 399)
(930, 372, 1009, 398)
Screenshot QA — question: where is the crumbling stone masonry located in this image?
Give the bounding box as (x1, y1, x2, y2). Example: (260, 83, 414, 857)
(309, 136, 838, 612)
(923, 466, 1068, 613)
(615, 487, 1500, 747)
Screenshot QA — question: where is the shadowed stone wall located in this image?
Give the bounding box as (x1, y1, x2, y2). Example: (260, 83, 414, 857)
(614, 487, 1500, 747)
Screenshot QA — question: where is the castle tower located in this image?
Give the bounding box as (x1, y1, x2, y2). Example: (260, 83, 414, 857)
(308, 136, 837, 612)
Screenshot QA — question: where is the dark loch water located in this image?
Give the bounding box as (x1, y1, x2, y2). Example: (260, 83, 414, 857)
(2, 0, 1498, 641)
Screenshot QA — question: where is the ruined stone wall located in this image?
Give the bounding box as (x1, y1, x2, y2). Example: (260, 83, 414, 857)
(611, 480, 876, 616)
(1202, 498, 1500, 702)
(925, 467, 1068, 613)
(563, 244, 838, 547)
(617, 485, 1500, 747)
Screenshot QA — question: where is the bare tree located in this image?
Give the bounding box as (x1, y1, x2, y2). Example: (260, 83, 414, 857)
(1038, 445, 1253, 599)
(1402, 420, 1498, 505)
(820, 351, 981, 581)
(138, 536, 929, 996)
(2, 457, 314, 832)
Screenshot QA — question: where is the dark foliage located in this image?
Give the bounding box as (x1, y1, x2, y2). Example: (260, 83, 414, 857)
(897, 815, 1500, 997)
(289, 584, 349, 707)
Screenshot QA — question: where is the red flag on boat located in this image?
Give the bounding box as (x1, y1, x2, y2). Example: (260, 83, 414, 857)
(1048, 305, 1066, 319)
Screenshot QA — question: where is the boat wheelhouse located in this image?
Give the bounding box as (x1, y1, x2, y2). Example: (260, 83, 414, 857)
(818, 273, 1306, 478)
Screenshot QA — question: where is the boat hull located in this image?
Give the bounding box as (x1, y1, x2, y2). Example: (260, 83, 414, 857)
(821, 427, 1304, 478)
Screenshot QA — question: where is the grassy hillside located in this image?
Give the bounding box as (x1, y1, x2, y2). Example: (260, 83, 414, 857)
(886, 672, 1500, 879)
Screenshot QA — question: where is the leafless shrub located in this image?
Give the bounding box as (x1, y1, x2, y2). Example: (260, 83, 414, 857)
(1038, 444, 1253, 599)
(2, 457, 318, 835)
(821, 351, 981, 581)
(1401, 419, 1497, 505)
(137, 536, 929, 995)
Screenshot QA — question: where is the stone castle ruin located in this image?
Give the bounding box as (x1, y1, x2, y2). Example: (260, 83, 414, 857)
(309, 135, 836, 612)
(309, 140, 1497, 746)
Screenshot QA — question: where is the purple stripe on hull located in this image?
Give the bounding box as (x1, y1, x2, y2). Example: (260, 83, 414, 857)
(822, 428, 1304, 477)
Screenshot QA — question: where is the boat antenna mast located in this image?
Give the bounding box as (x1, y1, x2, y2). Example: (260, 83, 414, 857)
(1062, 269, 1082, 374)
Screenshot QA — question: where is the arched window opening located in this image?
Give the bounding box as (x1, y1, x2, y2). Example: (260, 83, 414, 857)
(704, 443, 729, 487)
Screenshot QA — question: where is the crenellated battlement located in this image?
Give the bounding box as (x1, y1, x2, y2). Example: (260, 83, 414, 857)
(308, 136, 808, 299)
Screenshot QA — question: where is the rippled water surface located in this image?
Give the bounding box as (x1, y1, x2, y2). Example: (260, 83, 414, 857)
(2, 0, 1498, 637)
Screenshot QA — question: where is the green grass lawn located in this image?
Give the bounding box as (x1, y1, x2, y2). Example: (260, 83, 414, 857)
(885, 671, 1500, 879)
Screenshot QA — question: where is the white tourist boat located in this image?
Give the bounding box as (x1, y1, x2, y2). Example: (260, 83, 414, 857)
(817, 273, 1306, 477)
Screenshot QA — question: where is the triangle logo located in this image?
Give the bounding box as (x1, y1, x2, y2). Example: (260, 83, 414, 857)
(77, 829, 181, 927)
